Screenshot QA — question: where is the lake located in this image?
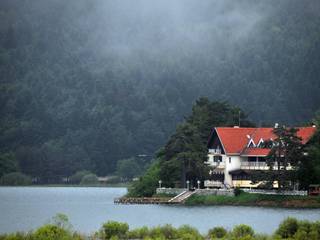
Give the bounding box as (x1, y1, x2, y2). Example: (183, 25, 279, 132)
(0, 187, 319, 234)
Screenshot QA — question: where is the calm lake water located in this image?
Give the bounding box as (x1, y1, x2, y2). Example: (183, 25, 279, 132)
(0, 187, 319, 235)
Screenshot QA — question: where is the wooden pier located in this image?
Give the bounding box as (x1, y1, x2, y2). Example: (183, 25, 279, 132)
(114, 191, 196, 205)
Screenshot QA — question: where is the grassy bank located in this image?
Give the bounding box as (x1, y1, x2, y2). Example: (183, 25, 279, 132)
(0, 214, 319, 240)
(185, 192, 320, 208)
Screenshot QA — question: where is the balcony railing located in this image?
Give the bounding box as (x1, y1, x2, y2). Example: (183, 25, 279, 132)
(241, 162, 269, 170)
(240, 162, 293, 170)
(205, 160, 225, 168)
(208, 148, 221, 154)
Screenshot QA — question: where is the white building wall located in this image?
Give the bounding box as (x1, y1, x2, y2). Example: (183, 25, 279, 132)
(224, 155, 242, 186)
(207, 154, 214, 165)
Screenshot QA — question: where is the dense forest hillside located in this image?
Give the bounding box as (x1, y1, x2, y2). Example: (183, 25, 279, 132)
(0, 0, 320, 181)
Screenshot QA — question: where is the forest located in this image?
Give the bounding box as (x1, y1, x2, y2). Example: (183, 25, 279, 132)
(0, 0, 320, 182)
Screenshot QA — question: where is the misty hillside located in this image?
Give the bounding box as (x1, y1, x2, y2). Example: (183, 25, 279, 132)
(1, 0, 320, 180)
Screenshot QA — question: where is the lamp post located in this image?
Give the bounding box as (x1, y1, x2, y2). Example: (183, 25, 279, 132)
(186, 180, 190, 190)
(197, 180, 201, 189)
(158, 180, 162, 188)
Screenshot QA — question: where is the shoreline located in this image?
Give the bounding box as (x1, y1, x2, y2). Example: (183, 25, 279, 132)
(116, 191, 320, 208)
(184, 192, 320, 209)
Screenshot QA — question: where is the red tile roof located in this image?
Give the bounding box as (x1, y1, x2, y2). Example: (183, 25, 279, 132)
(215, 126, 316, 156)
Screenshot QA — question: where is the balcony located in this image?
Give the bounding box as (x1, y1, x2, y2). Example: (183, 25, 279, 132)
(240, 161, 269, 170)
(208, 148, 221, 154)
(240, 162, 293, 170)
(205, 159, 225, 168)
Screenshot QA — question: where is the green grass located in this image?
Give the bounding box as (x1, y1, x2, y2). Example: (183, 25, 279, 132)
(185, 192, 320, 208)
(152, 193, 177, 198)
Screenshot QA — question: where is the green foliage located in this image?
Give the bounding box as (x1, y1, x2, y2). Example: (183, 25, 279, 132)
(0, 153, 18, 178)
(127, 161, 160, 197)
(51, 213, 72, 231)
(208, 226, 227, 239)
(275, 217, 299, 238)
(80, 174, 99, 185)
(0, 217, 320, 240)
(69, 170, 91, 184)
(127, 226, 149, 239)
(266, 126, 304, 190)
(116, 158, 141, 181)
(177, 225, 203, 240)
(0, 172, 31, 186)
(232, 224, 255, 239)
(274, 218, 320, 240)
(0, 232, 32, 240)
(148, 225, 179, 239)
(298, 115, 320, 189)
(101, 221, 129, 240)
(234, 187, 242, 196)
(33, 224, 71, 240)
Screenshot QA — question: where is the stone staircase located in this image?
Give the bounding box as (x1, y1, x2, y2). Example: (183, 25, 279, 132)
(168, 190, 196, 203)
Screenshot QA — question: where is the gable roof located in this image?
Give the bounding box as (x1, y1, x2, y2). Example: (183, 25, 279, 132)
(213, 126, 316, 156)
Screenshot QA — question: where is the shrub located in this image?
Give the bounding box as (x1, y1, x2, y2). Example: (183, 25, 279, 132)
(177, 225, 203, 240)
(127, 161, 160, 197)
(101, 221, 129, 239)
(69, 170, 91, 184)
(80, 174, 99, 185)
(127, 226, 149, 239)
(275, 217, 298, 238)
(232, 224, 254, 239)
(0, 172, 31, 186)
(148, 226, 165, 239)
(234, 187, 242, 196)
(33, 224, 71, 240)
(294, 229, 309, 240)
(0, 232, 29, 240)
(253, 233, 269, 240)
(309, 221, 320, 239)
(160, 224, 178, 239)
(51, 213, 72, 231)
(208, 226, 227, 239)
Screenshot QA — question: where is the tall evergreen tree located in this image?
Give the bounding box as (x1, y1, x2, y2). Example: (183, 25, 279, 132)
(266, 126, 303, 189)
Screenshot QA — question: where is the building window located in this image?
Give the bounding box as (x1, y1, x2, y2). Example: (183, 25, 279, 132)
(214, 156, 222, 162)
(229, 157, 231, 163)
